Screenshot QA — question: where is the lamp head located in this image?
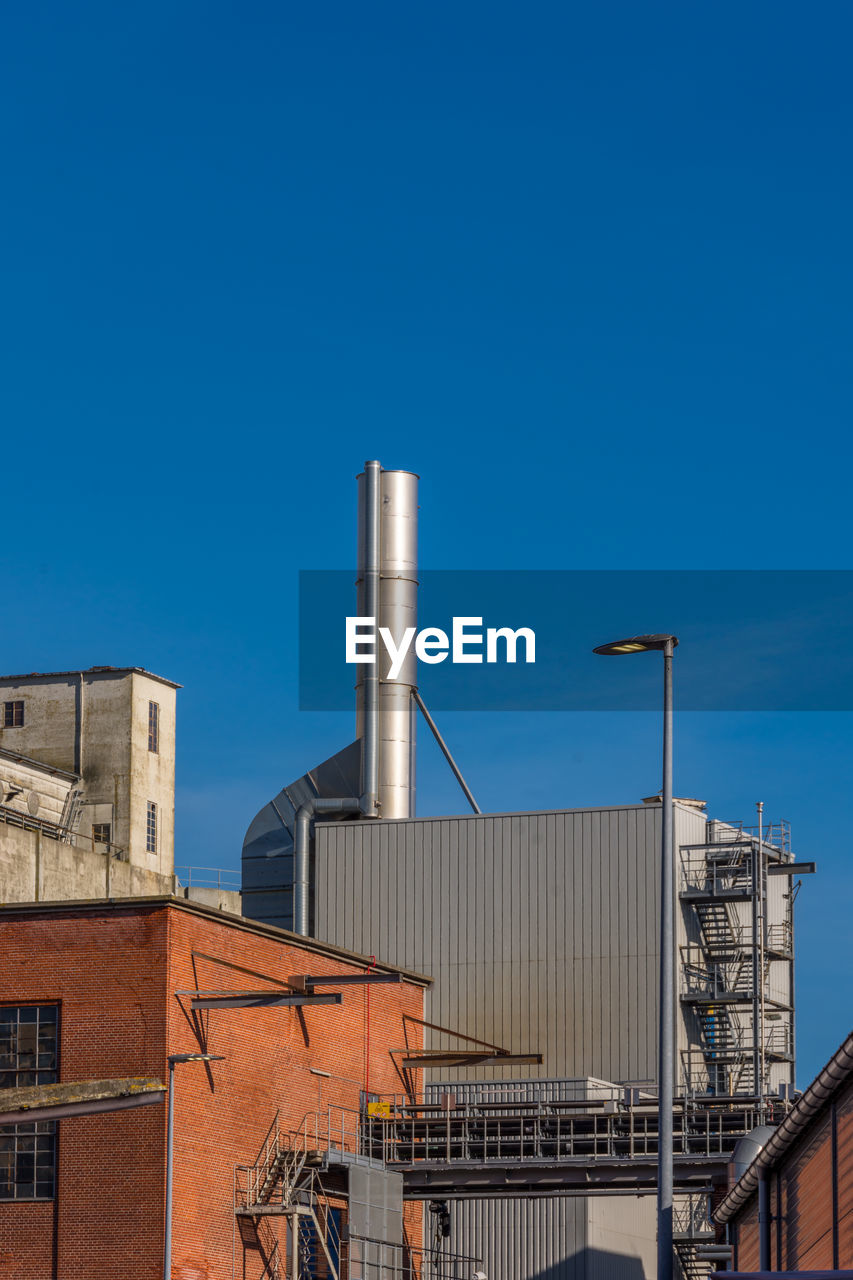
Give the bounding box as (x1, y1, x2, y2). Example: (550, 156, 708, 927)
(593, 634, 678, 656)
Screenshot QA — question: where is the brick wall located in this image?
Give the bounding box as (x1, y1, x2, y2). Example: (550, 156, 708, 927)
(0, 900, 425, 1279)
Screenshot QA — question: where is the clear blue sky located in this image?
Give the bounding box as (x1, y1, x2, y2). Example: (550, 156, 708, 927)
(2, 2, 852, 1084)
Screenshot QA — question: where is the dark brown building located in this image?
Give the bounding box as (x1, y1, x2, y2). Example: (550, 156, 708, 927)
(715, 1029, 853, 1275)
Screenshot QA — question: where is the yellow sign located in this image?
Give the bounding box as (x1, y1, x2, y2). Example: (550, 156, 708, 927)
(367, 1100, 392, 1118)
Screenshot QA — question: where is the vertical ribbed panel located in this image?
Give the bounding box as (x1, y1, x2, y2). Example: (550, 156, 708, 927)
(445, 1196, 656, 1280)
(450, 1197, 588, 1280)
(313, 802, 707, 1280)
(315, 803, 706, 1085)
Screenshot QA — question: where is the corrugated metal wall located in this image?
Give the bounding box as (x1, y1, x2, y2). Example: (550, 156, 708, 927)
(313, 802, 718, 1280)
(315, 803, 707, 1084)
(421, 1077, 655, 1280)
(313, 803, 709, 1280)
(446, 1197, 590, 1280)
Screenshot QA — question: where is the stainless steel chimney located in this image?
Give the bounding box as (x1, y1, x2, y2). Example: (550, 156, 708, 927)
(356, 464, 418, 820)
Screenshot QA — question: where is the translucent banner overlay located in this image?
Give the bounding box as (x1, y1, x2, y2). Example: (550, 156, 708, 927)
(299, 570, 853, 711)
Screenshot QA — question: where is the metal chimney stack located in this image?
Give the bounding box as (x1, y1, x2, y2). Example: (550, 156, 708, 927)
(356, 463, 418, 820)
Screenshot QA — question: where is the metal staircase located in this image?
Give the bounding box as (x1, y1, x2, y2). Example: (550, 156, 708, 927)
(237, 1112, 344, 1280)
(680, 821, 796, 1100)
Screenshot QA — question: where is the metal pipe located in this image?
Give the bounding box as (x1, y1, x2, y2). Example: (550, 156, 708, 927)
(293, 797, 362, 935)
(376, 469, 418, 819)
(356, 465, 418, 820)
(716, 1028, 853, 1224)
(360, 460, 381, 818)
(758, 1172, 771, 1269)
(757, 800, 766, 1119)
(658, 638, 675, 1280)
(164, 1059, 176, 1280)
(412, 690, 481, 815)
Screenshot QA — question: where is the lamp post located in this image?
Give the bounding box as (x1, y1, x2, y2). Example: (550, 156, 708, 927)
(164, 1053, 224, 1280)
(592, 633, 678, 1280)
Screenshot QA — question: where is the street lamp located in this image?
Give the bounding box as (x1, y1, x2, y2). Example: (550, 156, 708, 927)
(593, 633, 678, 1280)
(164, 1053, 225, 1280)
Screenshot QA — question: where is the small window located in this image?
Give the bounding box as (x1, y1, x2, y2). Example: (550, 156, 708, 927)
(0, 1005, 58, 1201)
(146, 801, 157, 853)
(92, 823, 111, 847)
(3, 702, 23, 728)
(148, 701, 159, 754)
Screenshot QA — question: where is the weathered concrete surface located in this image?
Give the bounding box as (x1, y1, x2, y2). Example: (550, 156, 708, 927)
(0, 1076, 165, 1124)
(0, 819, 178, 903)
(180, 885, 242, 913)
(0, 667, 178, 873)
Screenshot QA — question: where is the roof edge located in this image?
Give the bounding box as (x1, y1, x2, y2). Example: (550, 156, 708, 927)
(0, 667, 182, 690)
(0, 894, 432, 987)
(319, 800, 710, 826)
(0, 746, 79, 781)
(715, 1028, 853, 1224)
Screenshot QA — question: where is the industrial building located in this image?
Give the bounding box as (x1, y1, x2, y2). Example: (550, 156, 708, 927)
(0, 666, 239, 912)
(0, 894, 428, 1280)
(714, 1029, 853, 1274)
(240, 461, 810, 1280)
(0, 462, 816, 1280)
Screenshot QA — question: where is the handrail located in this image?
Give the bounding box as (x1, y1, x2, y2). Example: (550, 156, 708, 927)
(0, 803, 125, 859)
(174, 864, 241, 890)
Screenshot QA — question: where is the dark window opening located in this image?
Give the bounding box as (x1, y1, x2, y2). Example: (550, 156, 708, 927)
(148, 701, 159, 753)
(92, 823, 111, 847)
(0, 1005, 59, 1200)
(3, 702, 23, 728)
(146, 801, 157, 853)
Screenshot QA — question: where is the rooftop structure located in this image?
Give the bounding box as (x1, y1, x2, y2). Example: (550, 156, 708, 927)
(0, 895, 428, 1279)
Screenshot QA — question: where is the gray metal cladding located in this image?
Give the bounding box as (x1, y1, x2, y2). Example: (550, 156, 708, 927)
(447, 1197, 589, 1280)
(314, 804, 708, 1086)
(424, 1077, 621, 1106)
(443, 1196, 655, 1280)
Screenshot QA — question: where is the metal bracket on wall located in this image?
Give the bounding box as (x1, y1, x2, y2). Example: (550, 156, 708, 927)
(178, 989, 343, 1010)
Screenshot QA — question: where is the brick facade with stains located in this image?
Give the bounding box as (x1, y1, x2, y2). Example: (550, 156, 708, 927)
(0, 897, 427, 1280)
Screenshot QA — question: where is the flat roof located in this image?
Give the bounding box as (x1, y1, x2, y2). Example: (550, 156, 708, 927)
(324, 799, 709, 826)
(0, 895, 432, 986)
(0, 666, 182, 690)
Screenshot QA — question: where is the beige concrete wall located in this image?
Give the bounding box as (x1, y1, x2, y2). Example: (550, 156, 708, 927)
(129, 672, 176, 877)
(0, 674, 79, 773)
(179, 886, 242, 914)
(0, 819, 177, 903)
(0, 753, 76, 825)
(0, 669, 177, 875)
(586, 1196, 657, 1279)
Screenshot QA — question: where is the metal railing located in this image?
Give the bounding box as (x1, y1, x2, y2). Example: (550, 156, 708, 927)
(240, 1107, 367, 1212)
(680, 847, 753, 896)
(767, 921, 793, 956)
(673, 1193, 714, 1240)
(174, 864, 241, 891)
(710, 819, 791, 855)
(0, 803, 126, 859)
(681, 952, 752, 999)
(360, 1098, 783, 1165)
(344, 1235, 482, 1280)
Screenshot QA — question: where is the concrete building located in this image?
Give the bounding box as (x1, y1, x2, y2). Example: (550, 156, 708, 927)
(240, 462, 809, 1280)
(0, 667, 178, 873)
(0, 666, 241, 911)
(307, 799, 800, 1280)
(0, 895, 428, 1280)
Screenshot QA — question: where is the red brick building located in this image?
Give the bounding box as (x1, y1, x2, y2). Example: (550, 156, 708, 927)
(0, 896, 428, 1280)
(715, 1029, 853, 1276)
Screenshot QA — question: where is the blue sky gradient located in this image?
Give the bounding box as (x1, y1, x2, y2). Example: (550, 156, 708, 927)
(2, 2, 852, 1083)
